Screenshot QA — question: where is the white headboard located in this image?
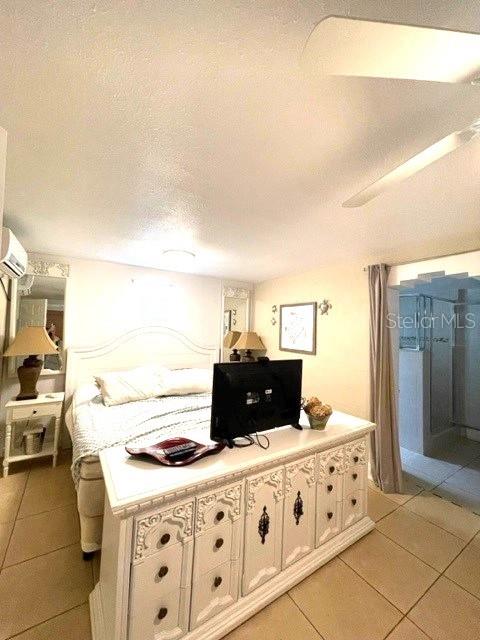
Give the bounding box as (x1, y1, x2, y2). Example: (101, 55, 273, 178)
(65, 326, 219, 404)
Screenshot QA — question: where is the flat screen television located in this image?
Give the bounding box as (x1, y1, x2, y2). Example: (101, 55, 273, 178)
(210, 359, 302, 447)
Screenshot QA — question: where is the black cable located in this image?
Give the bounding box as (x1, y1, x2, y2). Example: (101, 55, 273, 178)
(254, 432, 270, 449)
(232, 435, 254, 448)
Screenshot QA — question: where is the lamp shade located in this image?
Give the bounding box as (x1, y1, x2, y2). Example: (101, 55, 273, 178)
(234, 331, 265, 351)
(223, 330, 241, 349)
(4, 326, 58, 357)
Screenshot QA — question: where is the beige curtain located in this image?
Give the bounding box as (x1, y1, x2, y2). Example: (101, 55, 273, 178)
(368, 264, 403, 493)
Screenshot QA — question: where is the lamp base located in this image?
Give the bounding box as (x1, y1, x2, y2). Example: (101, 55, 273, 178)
(16, 356, 43, 401)
(229, 349, 241, 362)
(241, 349, 255, 363)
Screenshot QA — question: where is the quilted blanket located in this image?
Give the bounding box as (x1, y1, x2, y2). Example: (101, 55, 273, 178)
(71, 387, 212, 486)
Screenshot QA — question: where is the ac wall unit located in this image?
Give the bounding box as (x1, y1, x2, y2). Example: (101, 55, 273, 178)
(0, 227, 27, 278)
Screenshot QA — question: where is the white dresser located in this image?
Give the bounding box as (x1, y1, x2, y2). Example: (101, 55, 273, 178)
(91, 412, 375, 640)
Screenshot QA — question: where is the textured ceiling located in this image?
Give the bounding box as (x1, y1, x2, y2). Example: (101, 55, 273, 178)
(1, 1, 480, 282)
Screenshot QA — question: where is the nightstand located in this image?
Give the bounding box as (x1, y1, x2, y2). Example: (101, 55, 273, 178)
(3, 392, 65, 477)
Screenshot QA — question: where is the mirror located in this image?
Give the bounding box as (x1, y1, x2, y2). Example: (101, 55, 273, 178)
(8, 259, 69, 376)
(222, 287, 251, 361)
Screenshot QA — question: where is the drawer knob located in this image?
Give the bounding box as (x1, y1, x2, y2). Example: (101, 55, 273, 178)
(32, 409, 37, 414)
(353, 456, 359, 463)
(158, 607, 168, 620)
(327, 484, 333, 492)
(329, 465, 335, 473)
(327, 511, 334, 520)
(216, 510, 225, 522)
(215, 538, 224, 549)
(351, 498, 357, 506)
(214, 576, 222, 588)
(352, 473, 358, 480)
(158, 566, 169, 578)
(160, 533, 170, 545)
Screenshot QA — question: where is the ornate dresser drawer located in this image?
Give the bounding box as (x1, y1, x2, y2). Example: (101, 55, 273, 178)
(133, 501, 194, 562)
(282, 456, 316, 569)
(194, 483, 243, 535)
(242, 466, 284, 595)
(342, 489, 367, 529)
(190, 560, 240, 630)
(193, 520, 233, 579)
(129, 547, 190, 640)
(344, 463, 367, 496)
(345, 437, 368, 468)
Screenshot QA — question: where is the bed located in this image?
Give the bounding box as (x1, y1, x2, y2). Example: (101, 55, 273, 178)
(64, 326, 218, 555)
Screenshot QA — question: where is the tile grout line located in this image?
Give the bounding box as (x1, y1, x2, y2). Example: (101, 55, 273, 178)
(401, 524, 480, 627)
(380, 615, 435, 640)
(1, 466, 31, 571)
(402, 447, 480, 509)
(402, 489, 480, 539)
(337, 556, 405, 617)
(15, 498, 77, 521)
(408, 617, 435, 640)
(286, 591, 326, 640)
(3, 539, 82, 571)
(339, 520, 480, 638)
(1, 455, 92, 640)
(5, 601, 89, 639)
(374, 521, 467, 573)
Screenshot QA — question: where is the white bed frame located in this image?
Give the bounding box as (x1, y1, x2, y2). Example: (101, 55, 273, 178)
(65, 326, 219, 555)
(66, 325, 219, 406)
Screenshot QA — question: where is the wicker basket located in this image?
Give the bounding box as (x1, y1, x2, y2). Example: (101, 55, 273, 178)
(307, 414, 331, 430)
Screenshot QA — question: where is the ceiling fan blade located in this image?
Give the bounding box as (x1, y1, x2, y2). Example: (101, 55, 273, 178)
(342, 128, 479, 208)
(302, 17, 480, 84)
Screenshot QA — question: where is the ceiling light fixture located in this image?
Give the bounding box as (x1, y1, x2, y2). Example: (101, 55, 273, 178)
(162, 249, 196, 260)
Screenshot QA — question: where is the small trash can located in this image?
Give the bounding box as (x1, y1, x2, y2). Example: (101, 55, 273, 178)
(22, 426, 46, 455)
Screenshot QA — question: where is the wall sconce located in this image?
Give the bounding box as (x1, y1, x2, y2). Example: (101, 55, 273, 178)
(319, 299, 332, 315)
(271, 304, 277, 325)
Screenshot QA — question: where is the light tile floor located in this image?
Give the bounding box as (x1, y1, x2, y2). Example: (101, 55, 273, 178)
(401, 438, 480, 515)
(2, 452, 480, 639)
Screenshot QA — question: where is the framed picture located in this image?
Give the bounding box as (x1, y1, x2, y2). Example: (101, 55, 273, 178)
(279, 302, 317, 355)
(223, 310, 232, 336)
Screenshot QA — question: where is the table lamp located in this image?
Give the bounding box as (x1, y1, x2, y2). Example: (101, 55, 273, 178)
(223, 330, 241, 361)
(234, 331, 266, 362)
(3, 326, 58, 400)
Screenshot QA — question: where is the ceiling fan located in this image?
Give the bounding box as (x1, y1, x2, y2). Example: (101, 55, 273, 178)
(302, 17, 480, 207)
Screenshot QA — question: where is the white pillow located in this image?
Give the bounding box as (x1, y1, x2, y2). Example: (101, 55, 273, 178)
(161, 368, 212, 396)
(95, 366, 169, 407)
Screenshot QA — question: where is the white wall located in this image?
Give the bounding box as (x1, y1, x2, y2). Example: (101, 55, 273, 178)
(63, 257, 233, 349)
(254, 262, 370, 419)
(0, 130, 8, 399)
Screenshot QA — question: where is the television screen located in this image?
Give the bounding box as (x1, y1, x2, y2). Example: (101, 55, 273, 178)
(210, 360, 302, 447)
